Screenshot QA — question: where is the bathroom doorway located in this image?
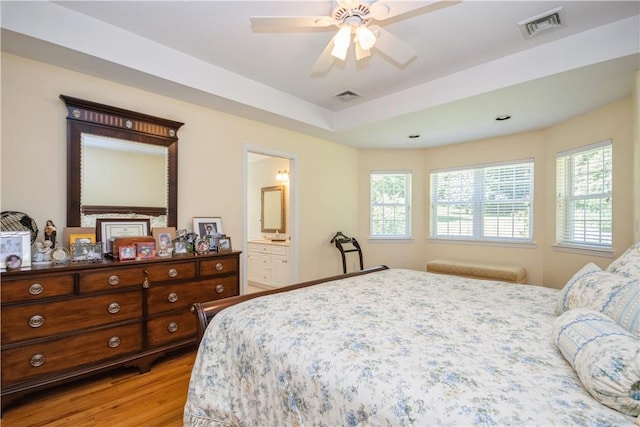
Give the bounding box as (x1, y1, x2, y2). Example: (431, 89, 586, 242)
(244, 148, 298, 294)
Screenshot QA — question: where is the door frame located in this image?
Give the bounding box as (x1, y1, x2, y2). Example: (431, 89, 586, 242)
(243, 145, 299, 293)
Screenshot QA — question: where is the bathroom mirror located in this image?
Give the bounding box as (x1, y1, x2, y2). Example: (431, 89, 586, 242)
(261, 185, 285, 233)
(61, 95, 183, 228)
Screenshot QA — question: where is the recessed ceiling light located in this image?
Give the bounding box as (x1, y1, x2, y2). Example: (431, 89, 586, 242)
(408, 134, 420, 139)
(495, 115, 511, 121)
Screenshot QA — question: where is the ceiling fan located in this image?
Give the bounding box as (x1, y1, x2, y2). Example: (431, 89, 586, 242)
(250, 0, 461, 73)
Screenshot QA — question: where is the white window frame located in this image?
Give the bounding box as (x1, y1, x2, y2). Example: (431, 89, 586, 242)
(430, 160, 534, 243)
(556, 140, 612, 251)
(370, 171, 412, 239)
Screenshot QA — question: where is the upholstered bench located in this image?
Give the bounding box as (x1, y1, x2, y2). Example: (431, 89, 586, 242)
(426, 259, 527, 284)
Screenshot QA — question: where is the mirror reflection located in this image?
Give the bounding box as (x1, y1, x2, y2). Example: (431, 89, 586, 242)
(81, 134, 168, 210)
(261, 186, 285, 233)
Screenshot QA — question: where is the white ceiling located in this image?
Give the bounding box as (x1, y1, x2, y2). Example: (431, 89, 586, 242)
(1, 1, 639, 149)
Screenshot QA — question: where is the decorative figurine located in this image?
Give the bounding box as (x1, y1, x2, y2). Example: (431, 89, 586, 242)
(44, 220, 57, 248)
(32, 240, 53, 265)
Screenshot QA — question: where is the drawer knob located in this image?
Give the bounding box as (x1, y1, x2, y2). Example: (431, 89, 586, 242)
(168, 292, 178, 303)
(167, 322, 178, 333)
(28, 315, 45, 328)
(215, 284, 225, 294)
(108, 336, 121, 348)
(28, 283, 44, 295)
(215, 262, 224, 271)
(30, 353, 46, 367)
(168, 268, 178, 278)
(108, 275, 120, 286)
(107, 302, 121, 314)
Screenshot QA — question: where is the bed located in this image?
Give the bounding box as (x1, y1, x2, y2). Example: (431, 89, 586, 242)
(184, 247, 640, 426)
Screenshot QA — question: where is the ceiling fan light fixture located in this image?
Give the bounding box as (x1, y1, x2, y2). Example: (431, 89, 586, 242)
(355, 25, 376, 51)
(355, 43, 371, 60)
(331, 25, 352, 60)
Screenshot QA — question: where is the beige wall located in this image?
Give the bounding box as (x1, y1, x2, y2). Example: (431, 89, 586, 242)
(0, 53, 359, 281)
(543, 97, 635, 287)
(358, 97, 637, 289)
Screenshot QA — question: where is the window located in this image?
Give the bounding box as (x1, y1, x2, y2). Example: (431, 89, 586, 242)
(430, 160, 534, 242)
(556, 141, 612, 249)
(370, 172, 411, 239)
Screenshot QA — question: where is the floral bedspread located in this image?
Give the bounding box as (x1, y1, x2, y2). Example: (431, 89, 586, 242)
(184, 269, 635, 426)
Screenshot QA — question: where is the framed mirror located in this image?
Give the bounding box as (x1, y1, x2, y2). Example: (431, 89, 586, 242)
(61, 95, 183, 228)
(261, 185, 285, 233)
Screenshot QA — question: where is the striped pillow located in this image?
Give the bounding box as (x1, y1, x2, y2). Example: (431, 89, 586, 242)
(607, 242, 640, 278)
(553, 308, 640, 416)
(556, 263, 639, 336)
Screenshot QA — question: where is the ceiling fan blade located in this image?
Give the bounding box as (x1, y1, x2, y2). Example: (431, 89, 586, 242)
(370, 25, 417, 65)
(336, 0, 361, 9)
(368, 0, 461, 21)
(250, 16, 338, 28)
(311, 37, 337, 74)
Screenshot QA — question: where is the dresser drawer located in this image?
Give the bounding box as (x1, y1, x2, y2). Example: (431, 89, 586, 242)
(78, 266, 146, 293)
(200, 256, 239, 277)
(1, 291, 142, 344)
(1, 274, 74, 303)
(147, 311, 196, 347)
(1, 322, 143, 387)
(270, 245, 289, 256)
(145, 261, 196, 284)
(248, 243, 269, 253)
(146, 276, 239, 315)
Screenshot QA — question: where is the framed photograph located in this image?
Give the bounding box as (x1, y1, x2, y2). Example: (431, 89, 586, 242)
(63, 227, 94, 249)
(192, 217, 223, 242)
(194, 238, 210, 254)
(0, 231, 31, 269)
(174, 240, 187, 255)
(5, 254, 22, 270)
(216, 236, 232, 253)
(96, 219, 150, 252)
(152, 227, 176, 249)
(119, 245, 137, 261)
(137, 241, 156, 259)
(69, 233, 95, 247)
(51, 247, 71, 264)
(71, 242, 103, 262)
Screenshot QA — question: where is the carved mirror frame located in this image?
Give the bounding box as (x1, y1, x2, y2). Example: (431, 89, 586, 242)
(61, 95, 183, 228)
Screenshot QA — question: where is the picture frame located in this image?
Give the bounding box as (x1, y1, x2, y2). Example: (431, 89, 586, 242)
(0, 231, 31, 269)
(192, 217, 223, 243)
(119, 244, 137, 261)
(69, 233, 96, 247)
(137, 241, 156, 259)
(96, 219, 150, 252)
(71, 242, 104, 262)
(152, 227, 176, 249)
(174, 240, 187, 255)
(216, 236, 232, 253)
(63, 227, 94, 249)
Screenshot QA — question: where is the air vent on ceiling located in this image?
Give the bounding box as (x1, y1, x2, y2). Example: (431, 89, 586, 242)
(334, 90, 361, 101)
(518, 7, 564, 39)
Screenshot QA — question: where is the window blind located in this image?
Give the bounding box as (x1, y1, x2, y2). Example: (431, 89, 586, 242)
(556, 141, 612, 248)
(431, 160, 533, 242)
(370, 172, 412, 238)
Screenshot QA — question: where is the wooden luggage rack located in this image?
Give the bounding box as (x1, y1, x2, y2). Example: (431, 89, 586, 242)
(330, 231, 363, 274)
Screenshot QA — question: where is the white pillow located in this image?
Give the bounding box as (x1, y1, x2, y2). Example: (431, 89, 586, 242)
(607, 242, 640, 278)
(555, 262, 601, 315)
(556, 263, 639, 336)
(553, 308, 640, 416)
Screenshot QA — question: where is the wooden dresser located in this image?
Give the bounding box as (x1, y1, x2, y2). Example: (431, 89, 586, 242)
(0, 251, 240, 409)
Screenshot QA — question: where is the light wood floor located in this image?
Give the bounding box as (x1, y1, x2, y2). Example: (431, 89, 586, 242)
(1, 348, 197, 427)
